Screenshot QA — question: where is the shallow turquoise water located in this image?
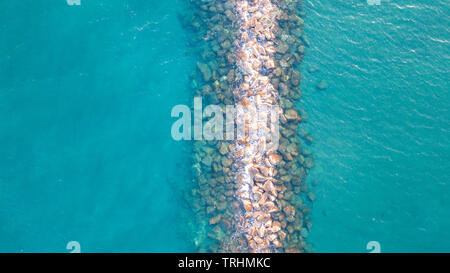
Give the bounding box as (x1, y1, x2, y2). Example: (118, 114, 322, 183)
(301, 0, 450, 252)
(0, 0, 195, 252)
(0, 0, 449, 253)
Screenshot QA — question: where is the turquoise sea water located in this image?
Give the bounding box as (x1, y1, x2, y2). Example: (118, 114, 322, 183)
(0, 0, 195, 252)
(0, 0, 448, 252)
(302, 0, 449, 252)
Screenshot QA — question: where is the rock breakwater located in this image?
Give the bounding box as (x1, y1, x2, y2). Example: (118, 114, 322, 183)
(180, 0, 314, 253)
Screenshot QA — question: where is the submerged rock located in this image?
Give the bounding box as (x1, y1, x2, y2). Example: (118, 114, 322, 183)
(307, 192, 316, 202)
(285, 248, 302, 253)
(197, 62, 212, 82)
(276, 42, 290, 54)
(316, 79, 329, 90)
(302, 35, 311, 47)
(304, 157, 315, 169)
(291, 71, 301, 86)
(297, 45, 305, 55)
(307, 66, 320, 73)
(300, 228, 309, 239)
(209, 214, 222, 225)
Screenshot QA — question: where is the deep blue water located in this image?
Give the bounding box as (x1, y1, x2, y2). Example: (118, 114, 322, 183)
(0, 0, 448, 252)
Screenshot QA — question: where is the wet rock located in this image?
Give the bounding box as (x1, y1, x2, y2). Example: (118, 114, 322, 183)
(267, 233, 277, 242)
(281, 150, 294, 161)
(273, 239, 282, 248)
(218, 142, 229, 155)
(279, 58, 289, 68)
(284, 205, 296, 218)
(242, 199, 253, 212)
(281, 128, 295, 138)
(221, 157, 232, 167)
(272, 221, 281, 233)
(209, 214, 221, 225)
(286, 143, 298, 156)
(268, 152, 283, 165)
(285, 248, 301, 253)
(273, 67, 282, 77)
(284, 109, 301, 122)
(254, 173, 268, 182)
